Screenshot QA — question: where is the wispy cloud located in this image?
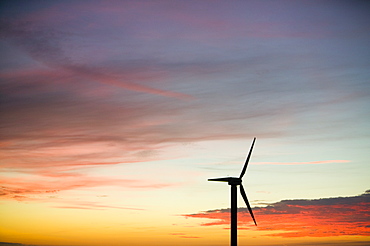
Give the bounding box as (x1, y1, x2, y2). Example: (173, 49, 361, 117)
(52, 201, 144, 211)
(253, 160, 351, 165)
(184, 190, 370, 237)
(0, 243, 35, 246)
(0, 175, 173, 201)
(0, 18, 192, 100)
(169, 233, 201, 239)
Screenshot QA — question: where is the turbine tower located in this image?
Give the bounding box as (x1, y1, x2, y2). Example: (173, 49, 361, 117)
(208, 137, 257, 246)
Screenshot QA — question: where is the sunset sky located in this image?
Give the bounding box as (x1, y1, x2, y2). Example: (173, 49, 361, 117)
(0, 1, 369, 246)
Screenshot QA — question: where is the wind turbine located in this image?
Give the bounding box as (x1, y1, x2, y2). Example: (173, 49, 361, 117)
(208, 137, 257, 246)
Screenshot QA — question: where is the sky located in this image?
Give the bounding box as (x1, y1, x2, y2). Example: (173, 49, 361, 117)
(0, 0, 369, 245)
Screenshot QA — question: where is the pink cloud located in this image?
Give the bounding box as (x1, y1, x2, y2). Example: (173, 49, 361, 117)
(52, 201, 144, 211)
(0, 175, 173, 201)
(1, 17, 193, 100)
(95, 75, 193, 100)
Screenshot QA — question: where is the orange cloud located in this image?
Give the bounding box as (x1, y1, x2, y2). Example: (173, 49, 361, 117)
(185, 190, 370, 238)
(169, 233, 202, 239)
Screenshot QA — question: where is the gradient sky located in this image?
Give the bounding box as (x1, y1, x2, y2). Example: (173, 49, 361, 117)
(1, 1, 370, 246)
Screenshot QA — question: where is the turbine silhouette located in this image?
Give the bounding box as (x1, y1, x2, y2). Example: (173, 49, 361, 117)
(208, 137, 257, 246)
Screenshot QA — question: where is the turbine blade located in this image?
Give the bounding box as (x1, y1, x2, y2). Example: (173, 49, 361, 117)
(240, 185, 257, 226)
(239, 137, 256, 179)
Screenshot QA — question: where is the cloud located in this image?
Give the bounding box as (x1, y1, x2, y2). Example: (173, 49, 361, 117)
(0, 175, 173, 201)
(169, 233, 201, 239)
(1, 11, 290, 188)
(283, 241, 370, 246)
(0, 243, 26, 246)
(0, 18, 192, 100)
(0, 60, 286, 190)
(178, 236, 201, 239)
(1, 0, 369, 210)
(0, 62, 280, 205)
(0, 243, 41, 246)
(253, 160, 351, 165)
(184, 190, 370, 238)
(52, 201, 144, 211)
